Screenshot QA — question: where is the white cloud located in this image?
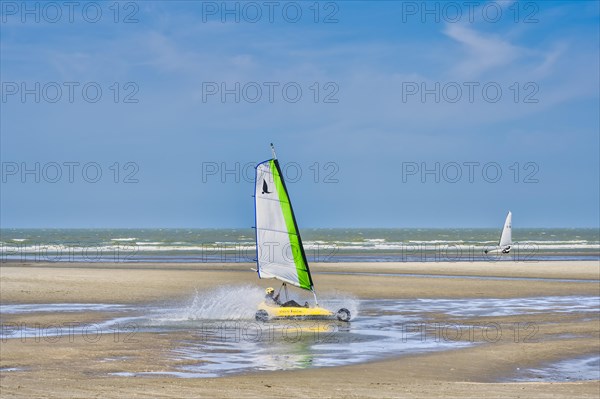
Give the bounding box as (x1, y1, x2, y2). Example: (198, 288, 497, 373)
(443, 23, 521, 78)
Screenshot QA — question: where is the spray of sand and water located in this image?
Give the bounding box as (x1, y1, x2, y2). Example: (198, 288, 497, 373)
(149, 285, 359, 322)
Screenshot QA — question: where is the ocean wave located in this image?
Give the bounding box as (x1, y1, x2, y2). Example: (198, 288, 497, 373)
(518, 240, 593, 244)
(408, 240, 466, 244)
(2, 242, 599, 254)
(0, 244, 256, 254)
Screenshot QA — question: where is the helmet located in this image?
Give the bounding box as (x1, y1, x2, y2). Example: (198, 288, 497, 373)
(265, 287, 275, 295)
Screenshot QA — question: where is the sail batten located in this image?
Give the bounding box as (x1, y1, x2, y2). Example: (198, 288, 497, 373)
(257, 196, 292, 205)
(256, 227, 300, 236)
(254, 157, 313, 291)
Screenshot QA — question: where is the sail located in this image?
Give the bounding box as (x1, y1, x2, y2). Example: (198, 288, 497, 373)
(499, 211, 512, 247)
(254, 158, 313, 291)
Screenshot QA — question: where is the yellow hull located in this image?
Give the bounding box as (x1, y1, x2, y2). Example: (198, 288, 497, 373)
(257, 301, 333, 319)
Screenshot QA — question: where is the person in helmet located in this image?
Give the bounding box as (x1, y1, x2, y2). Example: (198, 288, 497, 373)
(264, 287, 308, 308)
(265, 287, 281, 305)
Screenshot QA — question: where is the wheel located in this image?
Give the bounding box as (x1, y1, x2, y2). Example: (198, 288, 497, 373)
(255, 309, 269, 322)
(336, 308, 351, 322)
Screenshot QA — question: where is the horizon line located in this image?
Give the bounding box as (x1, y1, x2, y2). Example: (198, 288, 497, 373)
(1, 226, 599, 230)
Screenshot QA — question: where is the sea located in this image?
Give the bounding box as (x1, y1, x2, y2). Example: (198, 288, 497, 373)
(1, 228, 598, 263)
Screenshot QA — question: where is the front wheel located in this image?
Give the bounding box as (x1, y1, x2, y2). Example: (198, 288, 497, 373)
(255, 309, 269, 322)
(336, 308, 351, 322)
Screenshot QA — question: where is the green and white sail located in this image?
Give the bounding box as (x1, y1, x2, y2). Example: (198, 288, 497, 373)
(254, 151, 314, 291)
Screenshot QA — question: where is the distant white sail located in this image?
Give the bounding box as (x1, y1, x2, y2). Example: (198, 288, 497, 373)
(254, 156, 313, 291)
(499, 211, 512, 249)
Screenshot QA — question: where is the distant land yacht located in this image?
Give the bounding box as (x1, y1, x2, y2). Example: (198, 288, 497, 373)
(485, 211, 512, 254)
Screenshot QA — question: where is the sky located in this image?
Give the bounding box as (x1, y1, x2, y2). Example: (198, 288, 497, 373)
(1, 0, 599, 228)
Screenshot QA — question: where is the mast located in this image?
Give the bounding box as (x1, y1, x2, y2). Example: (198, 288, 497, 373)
(270, 143, 277, 159)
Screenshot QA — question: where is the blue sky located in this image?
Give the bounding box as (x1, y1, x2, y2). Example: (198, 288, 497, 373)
(1, 0, 599, 228)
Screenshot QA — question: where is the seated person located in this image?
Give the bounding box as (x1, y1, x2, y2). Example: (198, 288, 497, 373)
(265, 287, 281, 305)
(265, 287, 308, 308)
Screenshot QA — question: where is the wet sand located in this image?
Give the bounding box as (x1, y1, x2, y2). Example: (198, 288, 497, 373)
(1, 261, 599, 398)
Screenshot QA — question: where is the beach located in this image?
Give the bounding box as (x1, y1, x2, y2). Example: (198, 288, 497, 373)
(1, 260, 599, 398)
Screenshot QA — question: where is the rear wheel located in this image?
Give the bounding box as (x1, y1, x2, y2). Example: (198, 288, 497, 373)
(255, 309, 269, 322)
(336, 308, 351, 322)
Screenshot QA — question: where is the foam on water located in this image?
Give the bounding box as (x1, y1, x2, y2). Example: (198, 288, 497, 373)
(2, 228, 598, 263)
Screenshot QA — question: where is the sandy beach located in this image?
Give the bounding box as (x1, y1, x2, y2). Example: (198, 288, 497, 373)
(1, 261, 599, 398)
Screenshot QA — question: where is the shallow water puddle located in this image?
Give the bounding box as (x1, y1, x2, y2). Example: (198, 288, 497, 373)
(374, 296, 600, 317)
(146, 313, 472, 376)
(508, 354, 600, 382)
(1, 294, 598, 378)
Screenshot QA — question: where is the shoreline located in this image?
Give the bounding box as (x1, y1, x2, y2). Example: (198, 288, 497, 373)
(2, 259, 599, 274)
(2, 251, 599, 265)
